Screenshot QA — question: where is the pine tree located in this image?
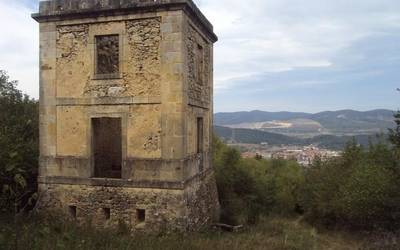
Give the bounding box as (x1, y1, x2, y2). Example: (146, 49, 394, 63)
(389, 111, 400, 150)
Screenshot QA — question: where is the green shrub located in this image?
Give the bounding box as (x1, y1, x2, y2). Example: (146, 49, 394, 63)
(269, 159, 305, 215)
(0, 71, 39, 212)
(213, 136, 304, 225)
(302, 140, 400, 230)
(214, 136, 275, 224)
(337, 163, 399, 229)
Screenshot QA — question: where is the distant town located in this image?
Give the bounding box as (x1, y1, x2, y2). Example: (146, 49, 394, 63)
(230, 143, 340, 166)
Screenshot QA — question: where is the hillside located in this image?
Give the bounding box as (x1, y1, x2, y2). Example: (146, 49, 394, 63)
(214, 126, 382, 150)
(214, 125, 303, 146)
(215, 110, 311, 126)
(310, 109, 394, 133)
(215, 109, 395, 137)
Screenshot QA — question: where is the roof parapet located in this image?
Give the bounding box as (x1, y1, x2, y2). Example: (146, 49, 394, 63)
(33, 0, 217, 42)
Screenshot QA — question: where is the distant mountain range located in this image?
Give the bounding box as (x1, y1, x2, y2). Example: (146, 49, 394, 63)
(213, 126, 382, 150)
(213, 109, 395, 150)
(215, 109, 395, 137)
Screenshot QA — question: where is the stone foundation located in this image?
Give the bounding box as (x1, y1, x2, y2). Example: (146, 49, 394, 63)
(37, 171, 219, 232)
(185, 170, 220, 230)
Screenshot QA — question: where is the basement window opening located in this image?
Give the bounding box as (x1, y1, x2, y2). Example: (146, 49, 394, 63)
(137, 209, 146, 223)
(103, 208, 111, 220)
(69, 205, 77, 219)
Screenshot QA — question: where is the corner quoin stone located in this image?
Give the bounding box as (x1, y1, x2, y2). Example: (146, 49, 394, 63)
(33, 0, 219, 232)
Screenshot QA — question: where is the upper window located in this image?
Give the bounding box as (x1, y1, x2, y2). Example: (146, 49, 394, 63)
(195, 44, 204, 85)
(95, 35, 120, 79)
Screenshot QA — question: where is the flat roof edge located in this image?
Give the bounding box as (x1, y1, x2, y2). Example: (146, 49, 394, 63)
(32, 0, 217, 42)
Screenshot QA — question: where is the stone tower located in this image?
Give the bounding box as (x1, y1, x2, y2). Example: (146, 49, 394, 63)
(32, 0, 219, 232)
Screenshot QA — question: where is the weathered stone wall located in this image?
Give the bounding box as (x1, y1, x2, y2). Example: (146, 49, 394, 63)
(183, 15, 213, 180)
(182, 105, 212, 179)
(124, 18, 161, 97)
(184, 171, 220, 230)
(56, 106, 88, 157)
(46, 10, 191, 173)
(186, 106, 211, 156)
(56, 24, 90, 98)
(127, 104, 161, 159)
(37, 169, 218, 232)
(35, 0, 219, 232)
(38, 183, 187, 232)
(50, 104, 162, 177)
(56, 18, 161, 99)
(186, 24, 211, 107)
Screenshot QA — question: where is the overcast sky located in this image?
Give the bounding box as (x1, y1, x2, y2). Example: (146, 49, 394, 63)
(1, 0, 400, 113)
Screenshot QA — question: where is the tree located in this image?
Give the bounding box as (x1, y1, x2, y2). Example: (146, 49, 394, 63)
(389, 111, 400, 150)
(0, 70, 39, 213)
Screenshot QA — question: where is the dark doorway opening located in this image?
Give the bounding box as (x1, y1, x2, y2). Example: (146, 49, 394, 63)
(92, 117, 122, 178)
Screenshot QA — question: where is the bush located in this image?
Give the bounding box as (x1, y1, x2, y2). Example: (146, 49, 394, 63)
(213, 136, 304, 225)
(338, 163, 398, 228)
(302, 140, 400, 230)
(269, 159, 305, 215)
(214, 136, 274, 224)
(0, 71, 39, 212)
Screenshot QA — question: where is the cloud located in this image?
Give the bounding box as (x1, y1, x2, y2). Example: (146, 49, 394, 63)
(3, 0, 400, 112)
(194, 0, 400, 92)
(0, 1, 38, 98)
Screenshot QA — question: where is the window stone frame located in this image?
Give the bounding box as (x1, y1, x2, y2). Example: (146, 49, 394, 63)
(94, 34, 121, 80)
(88, 23, 125, 81)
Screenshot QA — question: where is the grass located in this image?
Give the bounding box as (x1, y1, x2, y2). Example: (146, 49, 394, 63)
(2, 214, 390, 250)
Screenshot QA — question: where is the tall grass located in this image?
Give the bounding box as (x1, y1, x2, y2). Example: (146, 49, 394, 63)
(0, 215, 371, 250)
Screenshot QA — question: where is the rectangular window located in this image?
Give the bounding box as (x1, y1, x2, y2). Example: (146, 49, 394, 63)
(197, 117, 204, 172)
(195, 44, 204, 85)
(95, 35, 119, 78)
(92, 118, 122, 179)
(197, 117, 204, 154)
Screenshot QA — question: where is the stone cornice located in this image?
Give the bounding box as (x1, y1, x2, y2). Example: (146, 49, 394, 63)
(32, 0, 217, 42)
(38, 167, 215, 190)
